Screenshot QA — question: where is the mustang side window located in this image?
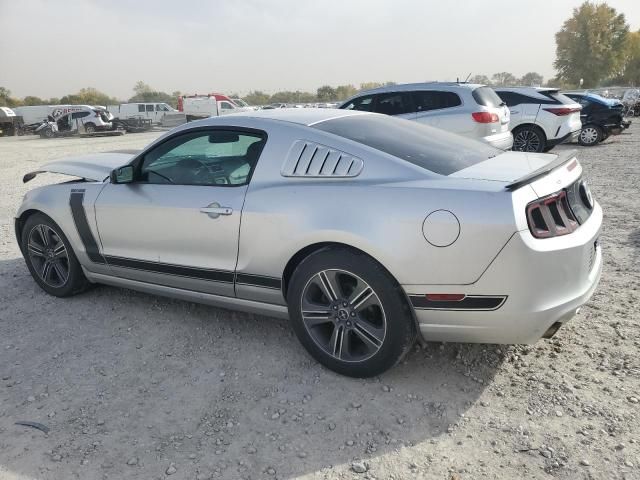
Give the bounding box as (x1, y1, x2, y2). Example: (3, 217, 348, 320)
(140, 130, 266, 187)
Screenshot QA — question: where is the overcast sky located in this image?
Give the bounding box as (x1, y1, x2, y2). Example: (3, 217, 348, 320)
(1, 0, 640, 100)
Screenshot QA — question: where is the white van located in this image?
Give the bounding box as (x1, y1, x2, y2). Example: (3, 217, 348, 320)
(106, 103, 177, 124)
(11, 105, 52, 125)
(178, 93, 249, 120)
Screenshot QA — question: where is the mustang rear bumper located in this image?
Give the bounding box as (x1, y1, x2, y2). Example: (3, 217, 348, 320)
(404, 203, 603, 344)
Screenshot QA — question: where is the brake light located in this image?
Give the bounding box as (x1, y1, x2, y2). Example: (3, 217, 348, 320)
(543, 107, 581, 116)
(472, 112, 499, 123)
(526, 190, 578, 239)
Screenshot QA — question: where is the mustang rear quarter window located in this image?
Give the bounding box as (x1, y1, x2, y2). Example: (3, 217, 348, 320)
(311, 115, 501, 175)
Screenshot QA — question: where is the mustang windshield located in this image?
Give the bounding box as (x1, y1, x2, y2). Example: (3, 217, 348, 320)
(312, 114, 502, 176)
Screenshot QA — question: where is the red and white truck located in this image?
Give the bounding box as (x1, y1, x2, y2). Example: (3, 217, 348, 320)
(178, 93, 249, 121)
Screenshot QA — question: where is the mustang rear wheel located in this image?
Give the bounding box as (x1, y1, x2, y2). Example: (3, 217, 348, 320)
(20, 213, 90, 297)
(287, 247, 416, 377)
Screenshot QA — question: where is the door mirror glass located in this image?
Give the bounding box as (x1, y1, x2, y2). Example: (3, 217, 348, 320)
(110, 165, 134, 184)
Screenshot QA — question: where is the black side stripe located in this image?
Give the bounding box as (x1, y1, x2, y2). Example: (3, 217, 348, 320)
(409, 295, 507, 311)
(235, 273, 282, 290)
(69, 189, 105, 264)
(69, 189, 281, 289)
(104, 256, 235, 283)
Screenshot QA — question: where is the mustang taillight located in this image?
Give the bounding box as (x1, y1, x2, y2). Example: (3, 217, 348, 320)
(526, 190, 578, 238)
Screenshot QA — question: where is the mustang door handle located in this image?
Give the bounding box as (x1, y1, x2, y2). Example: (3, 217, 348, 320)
(200, 204, 233, 218)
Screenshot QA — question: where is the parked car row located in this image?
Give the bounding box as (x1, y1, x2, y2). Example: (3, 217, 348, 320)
(337, 82, 632, 150)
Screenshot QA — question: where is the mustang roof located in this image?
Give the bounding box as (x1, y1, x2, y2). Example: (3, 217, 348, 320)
(213, 108, 369, 126)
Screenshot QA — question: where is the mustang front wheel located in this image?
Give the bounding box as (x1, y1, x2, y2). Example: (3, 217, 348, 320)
(287, 247, 416, 377)
(20, 213, 90, 297)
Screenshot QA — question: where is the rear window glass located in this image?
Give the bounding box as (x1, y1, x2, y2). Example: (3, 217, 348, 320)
(472, 87, 504, 108)
(541, 92, 577, 105)
(312, 114, 501, 176)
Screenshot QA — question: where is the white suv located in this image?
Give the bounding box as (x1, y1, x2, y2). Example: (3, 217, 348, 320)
(339, 82, 513, 150)
(495, 87, 582, 152)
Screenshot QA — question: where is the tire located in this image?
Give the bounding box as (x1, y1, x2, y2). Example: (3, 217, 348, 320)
(287, 247, 416, 377)
(578, 125, 602, 146)
(84, 123, 96, 134)
(40, 128, 54, 139)
(20, 213, 91, 297)
(512, 125, 546, 153)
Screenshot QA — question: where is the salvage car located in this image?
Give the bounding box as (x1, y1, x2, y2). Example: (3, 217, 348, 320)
(564, 92, 631, 146)
(16, 109, 602, 377)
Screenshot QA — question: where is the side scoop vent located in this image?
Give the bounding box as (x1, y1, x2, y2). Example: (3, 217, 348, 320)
(281, 140, 363, 178)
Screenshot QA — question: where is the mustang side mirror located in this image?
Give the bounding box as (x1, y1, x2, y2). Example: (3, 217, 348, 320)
(110, 165, 134, 184)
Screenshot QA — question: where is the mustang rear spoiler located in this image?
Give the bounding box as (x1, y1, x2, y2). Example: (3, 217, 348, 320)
(505, 150, 577, 191)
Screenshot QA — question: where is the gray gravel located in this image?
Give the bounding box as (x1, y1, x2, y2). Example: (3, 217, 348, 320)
(0, 128, 639, 479)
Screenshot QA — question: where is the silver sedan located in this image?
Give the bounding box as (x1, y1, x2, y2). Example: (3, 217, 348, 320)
(16, 109, 602, 377)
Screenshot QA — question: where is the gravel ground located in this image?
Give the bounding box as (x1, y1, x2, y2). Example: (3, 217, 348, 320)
(0, 128, 638, 480)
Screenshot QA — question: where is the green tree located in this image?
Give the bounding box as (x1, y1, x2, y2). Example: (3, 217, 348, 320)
(554, 2, 629, 87)
(469, 75, 491, 85)
(358, 81, 395, 91)
(128, 82, 173, 105)
(491, 72, 517, 86)
(622, 31, 640, 85)
(133, 81, 153, 96)
(519, 72, 544, 86)
(316, 85, 337, 102)
(0, 87, 21, 107)
(244, 90, 271, 105)
(334, 84, 357, 100)
(22, 96, 44, 106)
(59, 88, 119, 106)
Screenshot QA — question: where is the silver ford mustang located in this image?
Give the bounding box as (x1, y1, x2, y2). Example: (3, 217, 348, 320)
(16, 109, 603, 377)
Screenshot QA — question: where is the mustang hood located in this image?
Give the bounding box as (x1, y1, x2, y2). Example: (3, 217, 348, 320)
(23, 151, 139, 183)
(449, 149, 577, 186)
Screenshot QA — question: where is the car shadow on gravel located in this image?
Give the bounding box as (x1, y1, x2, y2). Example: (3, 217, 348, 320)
(0, 257, 505, 480)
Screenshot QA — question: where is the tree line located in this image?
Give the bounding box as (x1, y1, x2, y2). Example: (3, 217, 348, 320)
(1, 2, 639, 109)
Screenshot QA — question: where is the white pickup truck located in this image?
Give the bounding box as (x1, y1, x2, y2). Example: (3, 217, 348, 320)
(178, 93, 249, 121)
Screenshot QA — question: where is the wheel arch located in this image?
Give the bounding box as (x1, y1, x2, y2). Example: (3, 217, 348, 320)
(281, 241, 420, 333)
(512, 122, 548, 139)
(14, 209, 44, 253)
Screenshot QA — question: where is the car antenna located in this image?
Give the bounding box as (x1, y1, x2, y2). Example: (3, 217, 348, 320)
(464, 72, 472, 83)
